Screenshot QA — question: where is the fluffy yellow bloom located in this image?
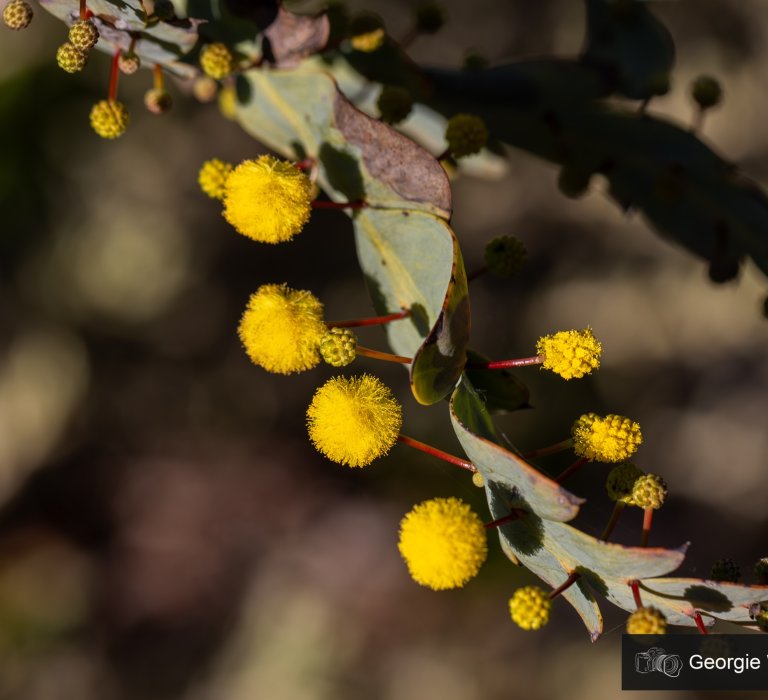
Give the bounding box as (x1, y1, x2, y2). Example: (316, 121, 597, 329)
(306, 374, 401, 467)
(572, 412, 642, 463)
(89, 100, 129, 139)
(198, 158, 233, 200)
(509, 586, 552, 630)
(223, 156, 313, 244)
(237, 284, 326, 374)
(398, 497, 487, 590)
(536, 328, 601, 379)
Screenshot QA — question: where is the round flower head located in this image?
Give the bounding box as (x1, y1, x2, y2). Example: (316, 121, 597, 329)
(755, 608, 768, 632)
(398, 497, 487, 590)
(238, 283, 326, 375)
(754, 558, 768, 584)
(471, 471, 485, 488)
(631, 473, 667, 510)
(319, 327, 357, 367)
(69, 18, 99, 52)
(306, 374, 402, 467)
(572, 412, 642, 463)
(144, 88, 172, 115)
(200, 42, 235, 80)
(626, 607, 667, 635)
(199, 158, 233, 200)
(691, 75, 722, 110)
(606, 462, 644, 504)
(349, 14, 386, 52)
(537, 328, 602, 380)
(89, 100, 129, 139)
(445, 114, 488, 158)
(223, 156, 313, 244)
(56, 42, 87, 73)
(509, 586, 551, 630)
(377, 85, 413, 125)
(3, 0, 33, 30)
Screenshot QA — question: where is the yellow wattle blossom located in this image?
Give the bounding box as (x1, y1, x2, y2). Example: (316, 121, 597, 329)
(237, 284, 326, 374)
(626, 607, 667, 635)
(536, 328, 601, 380)
(398, 497, 487, 590)
(306, 374, 402, 467)
(350, 27, 385, 52)
(509, 586, 552, 630)
(223, 156, 313, 244)
(572, 412, 642, 463)
(198, 158, 233, 200)
(200, 42, 234, 80)
(89, 100, 129, 139)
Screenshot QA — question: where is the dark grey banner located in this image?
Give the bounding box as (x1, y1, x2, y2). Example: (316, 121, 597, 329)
(622, 635, 768, 691)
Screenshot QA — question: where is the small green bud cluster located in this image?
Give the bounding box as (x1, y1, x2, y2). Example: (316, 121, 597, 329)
(445, 114, 488, 158)
(709, 558, 741, 583)
(320, 328, 358, 367)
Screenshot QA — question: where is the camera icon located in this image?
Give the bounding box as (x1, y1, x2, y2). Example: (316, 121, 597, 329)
(635, 647, 683, 678)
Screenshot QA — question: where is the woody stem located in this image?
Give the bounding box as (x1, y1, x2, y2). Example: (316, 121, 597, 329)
(397, 434, 476, 473)
(311, 199, 368, 210)
(524, 439, 573, 459)
(356, 345, 412, 364)
(555, 457, 589, 484)
(109, 49, 121, 102)
(467, 355, 544, 370)
(549, 571, 581, 600)
(641, 507, 654, 547)
(327, 309, 410, 328)
(600, 502, 625, 542)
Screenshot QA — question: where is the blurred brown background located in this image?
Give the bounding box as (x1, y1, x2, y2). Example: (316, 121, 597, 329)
(1, 0, 767, 698)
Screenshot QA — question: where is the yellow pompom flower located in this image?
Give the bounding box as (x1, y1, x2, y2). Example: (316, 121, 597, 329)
(200, 42, 235, 80)
(626, 607, 667, 635)
(509, 586, 552, 630)
(307, 374, 402, 467)
(89, 100, 129, 139)
(223, 156, 313, 244)
(198, 158, 233, 200)
(218, 84, 237, 120)
(572, 412, 642, 463)
(237, 284, 326, 374)
(398, 497, 488, 590)
(536, 328, 602, 380)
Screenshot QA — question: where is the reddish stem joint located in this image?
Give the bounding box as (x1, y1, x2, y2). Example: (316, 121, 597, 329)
(397, 434, 475, 473)
(549, 571, 581, 600)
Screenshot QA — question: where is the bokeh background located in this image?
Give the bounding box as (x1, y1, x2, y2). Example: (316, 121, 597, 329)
(1, 0, 768, 698)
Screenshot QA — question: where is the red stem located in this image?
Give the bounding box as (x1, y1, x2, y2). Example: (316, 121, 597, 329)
(356, 345, 412, 365)
(327, 309, 410, 329)
(693, 611, 709, 635)
(79, 0, 87, 20)
(294, 158, 315, 172)
(484, 509, 526, 529)
(311, 199, 367, 210)
(549, 571, 582, 599)
(555, 457, 589, 484)
(630, 580, 643, 609)
(109, 49, 121, 102)
(641, 507, 653, 547)
(397, 434, 475, 473)
(467, 355, 544, 370)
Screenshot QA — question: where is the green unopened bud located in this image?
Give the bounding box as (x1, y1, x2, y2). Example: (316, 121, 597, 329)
(414, 3, 445, 34)
(377, 86, 413, 125)
(445, 114, 488, 158)
(755, 608, 768, 632)
(484, 235, 527, 278)
(691, 75, 723, 110)
(754, 558, 768, 584)
(710, 558, 741, 583)
(320, 328, 357, 367)
(462, 51, 489, 72)
(631, 473, 667, 510)
(606, 462, 644, 505)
